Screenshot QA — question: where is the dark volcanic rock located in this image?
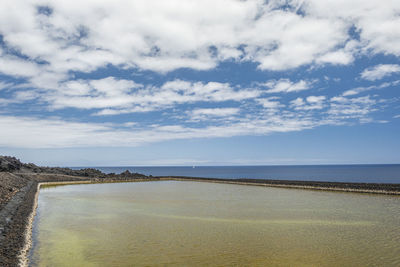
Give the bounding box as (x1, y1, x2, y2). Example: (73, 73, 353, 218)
(0, 155, 150, 180)
(120, 170, 147, 179)
(0, 173, 29, 211)
(0, 156, 23, 172)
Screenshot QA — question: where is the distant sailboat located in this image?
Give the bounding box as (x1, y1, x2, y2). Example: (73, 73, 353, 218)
(192, 165, 195, 168)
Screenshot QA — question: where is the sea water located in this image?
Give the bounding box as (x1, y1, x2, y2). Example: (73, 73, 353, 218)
(73, 164, 400, 183)
(29, 181, 400, 266)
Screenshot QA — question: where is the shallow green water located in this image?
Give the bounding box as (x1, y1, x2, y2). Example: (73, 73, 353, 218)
(30, 181, 400, 266)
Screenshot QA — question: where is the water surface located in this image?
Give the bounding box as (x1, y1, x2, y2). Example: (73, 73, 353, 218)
(30, 181, 400, 266)
(76, 164, 400, 183)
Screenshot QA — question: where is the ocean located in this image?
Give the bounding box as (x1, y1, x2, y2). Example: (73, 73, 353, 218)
(72, 165, 400, 184)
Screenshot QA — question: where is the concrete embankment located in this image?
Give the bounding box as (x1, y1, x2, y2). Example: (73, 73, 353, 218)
(166, 176, 400, 195)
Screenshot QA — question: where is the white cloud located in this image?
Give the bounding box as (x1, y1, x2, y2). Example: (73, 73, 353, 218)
(0, 0, 399, 82)
(263, 79, 313, 93)
(123, 122, 137, 127)
(244, 10, 349, 70)
(0, 0, 397, 149)
(0, 91, 384, 149)
(360, 64, 400, 81)
(189, 108, 240, 121)
(290, 97, 305, 107)
(0, 81, 14, 91)
(92, 107, 155, 116)
(290, 95, 326, 110)
(329, 95, 376, 119)
(316, 40, 359, 65)
(257, 97, 284, 110)
(15, 77, 260, 114)
(342, 80, 400, 96)
(0, 0, 398, 121)
(0, 114, 315, 148)
(304, 0, 400, 56)
(317, 50, 353, 65)
(0, 50, 42, 78)
(343, 85, 377, 97)
(306, 96, 325, 103)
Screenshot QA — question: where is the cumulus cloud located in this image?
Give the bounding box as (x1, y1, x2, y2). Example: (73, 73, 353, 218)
(0, 0, 399, 80)
(1, 1, 399, 104)
(0, 0, 399, 149)
(0, 49, 42, 78)
(304, 0, 400, 56)
(361, 64, 400, 81)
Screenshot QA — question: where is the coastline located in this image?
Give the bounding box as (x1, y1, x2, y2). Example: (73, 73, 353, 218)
(1, 175, 400, 266)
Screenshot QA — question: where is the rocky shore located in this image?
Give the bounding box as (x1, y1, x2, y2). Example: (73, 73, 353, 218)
(0, 156, 399, 266)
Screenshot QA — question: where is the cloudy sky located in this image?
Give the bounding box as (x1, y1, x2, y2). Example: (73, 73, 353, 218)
(1, 0, 399, 166)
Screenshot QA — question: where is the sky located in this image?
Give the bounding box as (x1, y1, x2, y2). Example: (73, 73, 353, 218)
(0, 0, 400, 166)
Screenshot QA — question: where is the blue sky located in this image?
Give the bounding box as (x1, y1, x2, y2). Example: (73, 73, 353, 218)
(0, 0, 399, 166)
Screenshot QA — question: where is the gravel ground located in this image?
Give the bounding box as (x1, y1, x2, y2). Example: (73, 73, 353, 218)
(0, 173, 29, 211)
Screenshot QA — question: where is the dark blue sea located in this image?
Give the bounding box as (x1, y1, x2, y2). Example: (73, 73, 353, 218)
(72, 165, 400, 184)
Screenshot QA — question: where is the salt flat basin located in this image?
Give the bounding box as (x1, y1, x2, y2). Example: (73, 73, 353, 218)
(29, 181, 400, 266)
